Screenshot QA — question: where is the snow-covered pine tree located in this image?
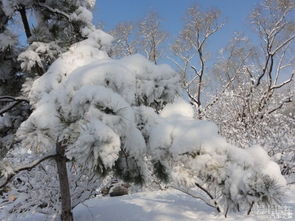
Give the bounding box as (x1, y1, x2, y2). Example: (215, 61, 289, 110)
(0, 0, 98, 159)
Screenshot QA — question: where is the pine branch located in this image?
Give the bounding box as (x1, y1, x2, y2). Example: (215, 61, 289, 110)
(38, 3, 71, 20)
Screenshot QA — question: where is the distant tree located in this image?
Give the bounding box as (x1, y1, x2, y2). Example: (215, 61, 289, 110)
(171, 5, 224, 118)
(110, 11, 167, 64)
(138, 11, 167, 64)
(109, 22, 137, 57)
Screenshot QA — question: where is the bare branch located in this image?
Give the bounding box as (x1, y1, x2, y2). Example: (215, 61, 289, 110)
(271, 34, 295, 55)
(186, 87, 199, 105)
(268, 97, 293, 115)
(195, 182, 221, 213)
(171, 185, 220, 212)
(0, 97, 29, 116)
(190, 65, 201, 78)
(0, 154, 57, 189)
(247, 201, 255, 215)
(274, 51, 287, 84)
(0, 96, 29, 102)
(271, 72, 294, 90)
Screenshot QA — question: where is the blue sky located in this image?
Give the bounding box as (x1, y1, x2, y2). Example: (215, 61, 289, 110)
(95, 1, 260, 40)
(93, 0, 262, 63)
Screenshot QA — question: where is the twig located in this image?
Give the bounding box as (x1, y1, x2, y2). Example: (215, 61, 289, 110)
(195, 182, 221, 213)
(171, 186, 219, 210)
(268, 97, 292, 114)
(247, 201, 255, 215)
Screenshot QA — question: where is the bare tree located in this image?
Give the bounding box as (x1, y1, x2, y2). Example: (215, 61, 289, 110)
(247, 0, 295, 118)
(109, 22, 137, 58)
(205, 0, 295, 176)
(138, 11, 167, 64)
(171, 5, 224, 118)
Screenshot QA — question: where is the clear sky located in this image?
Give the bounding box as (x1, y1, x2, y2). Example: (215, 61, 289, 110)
(93, 0, 262, 63)
(94, 0, 260, 32)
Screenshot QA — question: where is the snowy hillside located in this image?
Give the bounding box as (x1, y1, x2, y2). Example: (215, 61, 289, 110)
(3, 186, 294, 221)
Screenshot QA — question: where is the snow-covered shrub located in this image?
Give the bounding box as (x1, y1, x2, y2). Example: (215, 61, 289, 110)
(145, 100, 287, 214)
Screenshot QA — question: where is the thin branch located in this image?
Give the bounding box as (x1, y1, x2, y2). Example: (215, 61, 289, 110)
(171, 186, 219, 210)
(271, 34, 295, 55)
(186, 87, 199, 105)
(0, 154, 57, 189)
(274, 51, 287, 85)
(195, 182, 221, 213)
(268, 97, 292, 115)
(199, 23, 224, 50)
(256, 50, 271, 87)
(271, 72, 294, 90)
(171, 186, 220, 212)
(190, 65, 201, 78)
(38, 3, 71, 20)
(0, 97, 29, 116)
(247, 201, 255, 215)
(0, 96, 29, 103)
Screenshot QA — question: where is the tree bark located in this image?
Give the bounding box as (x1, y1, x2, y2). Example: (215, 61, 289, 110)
(55, 140, 73, 221)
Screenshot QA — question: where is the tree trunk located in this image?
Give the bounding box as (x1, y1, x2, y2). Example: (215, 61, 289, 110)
(18, 5, 31, 39)
(55, 140, 73, 221)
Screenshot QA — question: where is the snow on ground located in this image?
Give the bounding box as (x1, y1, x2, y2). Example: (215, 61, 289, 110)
(2, 186, 295, 221)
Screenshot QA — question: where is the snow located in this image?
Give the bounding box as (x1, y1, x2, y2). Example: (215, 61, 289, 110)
(3, 188, 294, 221)
(160, 98, 194, 118)
(0, 31, 17, 51)
(70, 6, 93, 24)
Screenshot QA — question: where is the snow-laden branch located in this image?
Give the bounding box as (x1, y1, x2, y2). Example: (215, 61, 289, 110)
(38, 3, 71, 20)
